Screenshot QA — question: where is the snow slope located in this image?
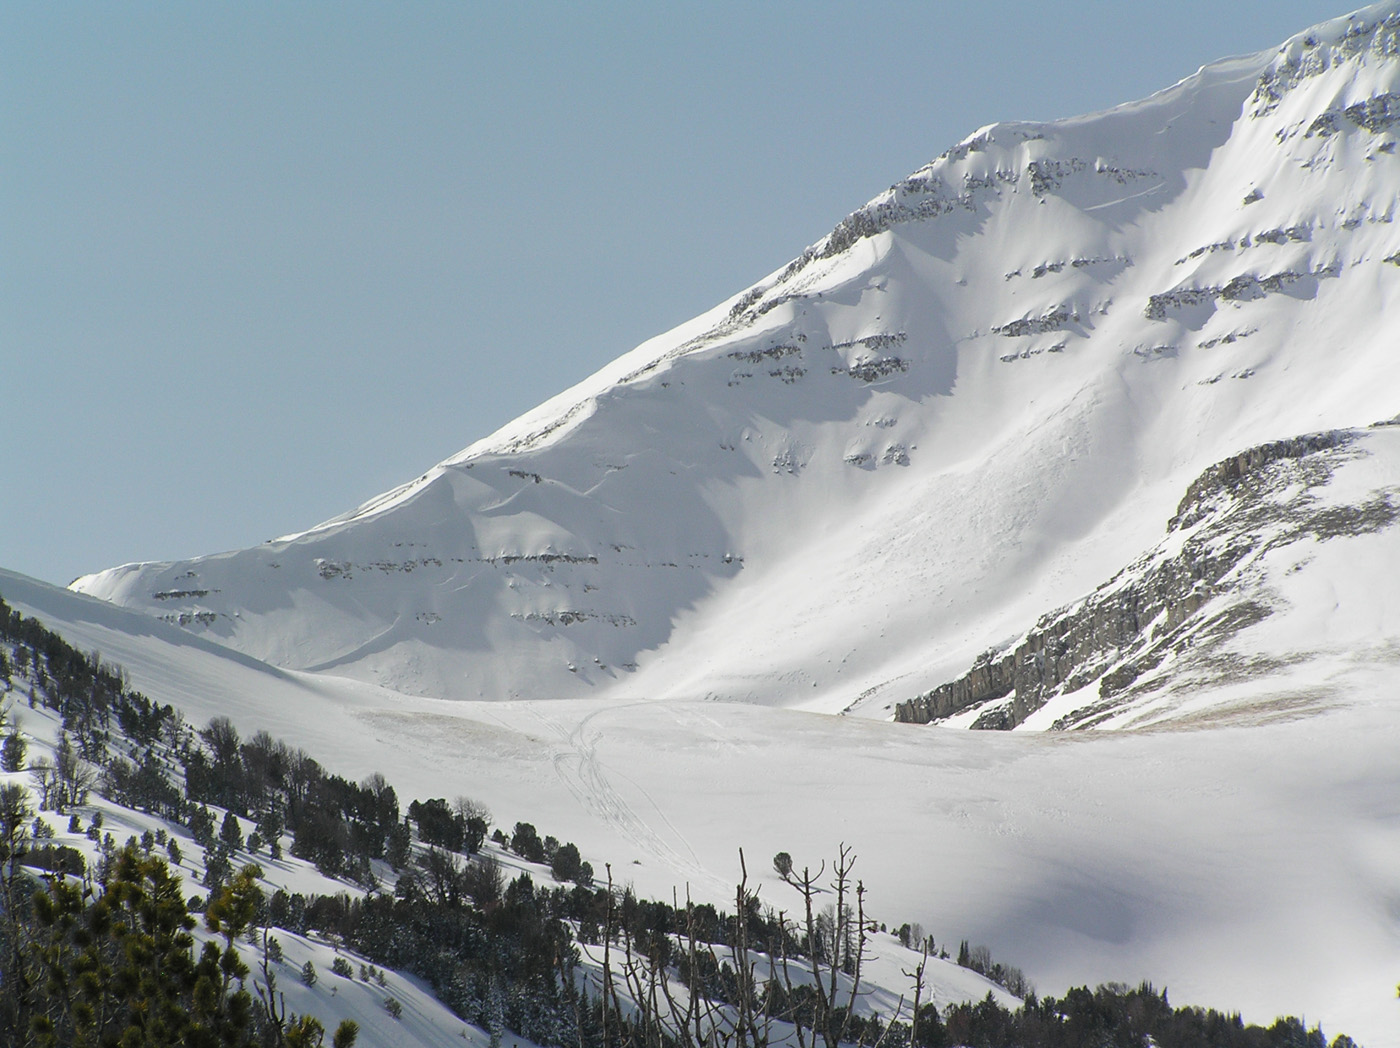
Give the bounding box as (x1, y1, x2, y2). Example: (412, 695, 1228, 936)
(0, 575, 1020, 1046)
(5, 567, 1400, 1044)
(74, 5, 1400, 728)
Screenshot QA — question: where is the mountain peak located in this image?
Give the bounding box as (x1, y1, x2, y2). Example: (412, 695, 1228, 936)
(74, 7, 1400, 721)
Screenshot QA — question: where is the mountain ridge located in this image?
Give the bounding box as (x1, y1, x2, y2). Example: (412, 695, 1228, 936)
(896, 423, 1400, 730)
(73, 3, 1400, 724)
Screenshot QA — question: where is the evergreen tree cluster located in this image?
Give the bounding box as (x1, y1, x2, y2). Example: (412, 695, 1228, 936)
(954, 939, 1033, 998)
(272, 868, 780, 1048)
(0, 834, 355, 1047)
(407, 797, 484, 854)
(0, 598, 168, 749)
(181, 716, 399, 886)
(925, 983, 1351, 1048)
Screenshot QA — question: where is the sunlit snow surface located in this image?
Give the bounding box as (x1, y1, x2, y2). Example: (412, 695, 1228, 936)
(41, 3, 1400, 1044)
(75, 8, 1400, 721)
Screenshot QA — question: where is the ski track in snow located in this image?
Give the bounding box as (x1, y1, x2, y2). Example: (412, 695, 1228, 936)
(1082, 181, 1166, 211)
(522, 703, 725, 894)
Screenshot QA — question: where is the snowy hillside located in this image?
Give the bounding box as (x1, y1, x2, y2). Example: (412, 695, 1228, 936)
(74, 5, 1400, 726)
(0, 591, 1032, 1047)
(5, 566, 1399, 1044)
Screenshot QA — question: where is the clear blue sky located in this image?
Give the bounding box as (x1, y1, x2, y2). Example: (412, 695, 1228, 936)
(2, 1, 1346, 585)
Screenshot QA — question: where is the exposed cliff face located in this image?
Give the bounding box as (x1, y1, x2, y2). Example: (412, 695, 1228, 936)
(894, 426, 1400, 730)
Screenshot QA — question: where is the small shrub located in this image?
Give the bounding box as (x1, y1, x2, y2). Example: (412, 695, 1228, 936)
(301, 960, 317, 986)
(331, 956, 354, 978)
(383, 997, 402, 1019)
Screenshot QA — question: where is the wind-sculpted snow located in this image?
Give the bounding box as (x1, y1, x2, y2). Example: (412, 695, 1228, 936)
(73, 2, 1400, 727)
(1250, 7, 1400, 116)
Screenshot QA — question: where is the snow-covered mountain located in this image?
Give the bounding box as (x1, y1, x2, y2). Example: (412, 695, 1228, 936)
(10, 6, 1400, 1045)
(73, 5, 1400, 727)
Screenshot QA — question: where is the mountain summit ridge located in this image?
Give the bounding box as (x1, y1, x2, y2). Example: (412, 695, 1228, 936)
(75, 3, 1400, 720)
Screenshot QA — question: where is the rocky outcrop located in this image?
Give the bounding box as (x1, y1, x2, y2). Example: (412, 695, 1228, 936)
(991, 309, 1080, 337)
(1250, 12, 1400, 117)
(1167, 431, 1351, 530)
(835, 358, 910, 382)
(1143, 264, 1339, 321)
(895, 428, 1396, 731)
(1306, 91, 1400, 137)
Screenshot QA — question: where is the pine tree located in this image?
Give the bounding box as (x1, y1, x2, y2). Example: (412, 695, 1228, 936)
(487, 974, 506, 1048)
(27, 845, 257, 1046)
(0, 728, 25, 773)
(220, 810, 244, 851)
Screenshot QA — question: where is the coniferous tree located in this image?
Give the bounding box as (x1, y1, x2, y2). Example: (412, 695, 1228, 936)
(26, 846, 259, 1046)
(221, 809, 245, 851)
(0, 728, 26, 772)
(551, 842, 582, 883)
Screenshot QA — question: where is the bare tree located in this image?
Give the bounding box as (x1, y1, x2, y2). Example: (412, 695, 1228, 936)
(201, 716, 241, 764)
(53, 735, 97, 812)
(658, 886, 727, 1048)
(417, 847, 466, 908)
(254, 928, 288, 1040)
(589, 845, 890, 1048)
(784, 844, 875, 1048)
(902, 939, 930, 1048)
(453, 795, 491, 825)
(29, 757, 56, 811)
